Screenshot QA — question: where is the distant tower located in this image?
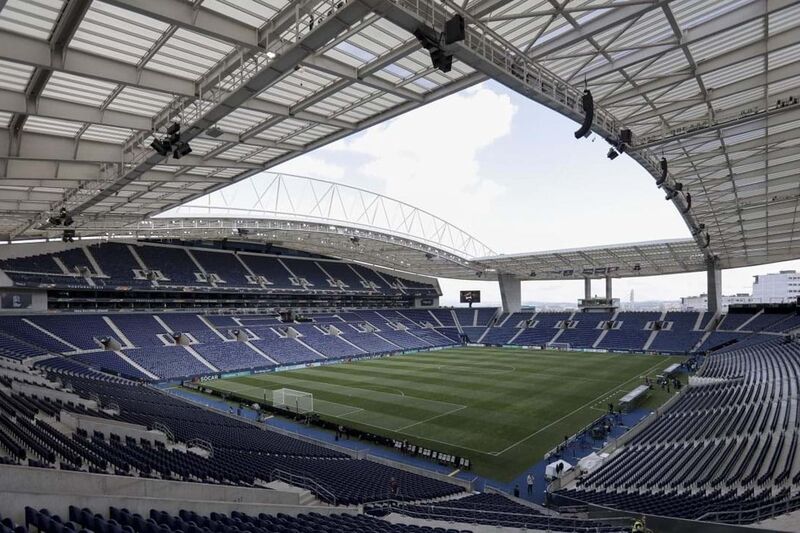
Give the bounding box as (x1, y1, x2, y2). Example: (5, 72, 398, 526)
(630, 289, 634, 303)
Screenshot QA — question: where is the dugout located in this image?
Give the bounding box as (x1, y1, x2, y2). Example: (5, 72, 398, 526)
(619, 385, 650, 412)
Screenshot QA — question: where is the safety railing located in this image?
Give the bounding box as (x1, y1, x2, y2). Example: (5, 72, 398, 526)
(270, 468, 337, 506)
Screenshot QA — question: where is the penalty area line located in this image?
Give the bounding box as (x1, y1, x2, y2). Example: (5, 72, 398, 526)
(395, 405, 468, 432)
(334, 407, 365, 418)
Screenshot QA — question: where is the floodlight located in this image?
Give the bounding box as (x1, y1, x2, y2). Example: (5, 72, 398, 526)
(172, 141, 192, 159)
(62, 213, 74, 226)
(413, 26, 439, 51)
(166, 122, 180, 136)
(206, 126, 224, 138)
(682, 192, 692, 214)
(430, 49, 453, 72)
(413, 25, 454, 73)
(62, 229, 75, 243)
(150, 137, 170, 156)
(607, 147, 619, 160)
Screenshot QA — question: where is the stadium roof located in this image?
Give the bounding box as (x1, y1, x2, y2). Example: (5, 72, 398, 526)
(1, 0, 799, 280)
(474, 239, 706, 281)
(70, 172, 705, 281)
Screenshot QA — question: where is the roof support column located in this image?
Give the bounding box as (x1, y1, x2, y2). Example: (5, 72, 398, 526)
(498, 273, 521, 314)
(584, 277, 592, 300)
(706, 256, 722, 315)
(605, 276, 613, 300)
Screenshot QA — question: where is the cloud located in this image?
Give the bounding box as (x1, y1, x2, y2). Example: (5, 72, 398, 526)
(273, 154, 346, 182)
(336, 85, 516, 231)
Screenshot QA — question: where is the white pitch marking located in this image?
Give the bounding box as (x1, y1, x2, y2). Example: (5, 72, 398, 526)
(395, 405, 468, 432)
(334, 407, 365, 418)
(488, 358, 668, 456)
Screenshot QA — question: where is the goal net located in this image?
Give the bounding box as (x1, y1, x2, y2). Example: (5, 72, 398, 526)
(273, 388, 314, 414)
(546, 342, 571, 351)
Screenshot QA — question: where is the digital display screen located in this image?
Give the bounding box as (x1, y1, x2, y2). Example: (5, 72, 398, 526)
(460, 290, 481, 303)
(0, 292, 32, 309)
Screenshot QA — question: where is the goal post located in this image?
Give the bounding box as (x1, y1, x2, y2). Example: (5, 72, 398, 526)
(546, 342, 571, 351)
(273, 388, 314, 414)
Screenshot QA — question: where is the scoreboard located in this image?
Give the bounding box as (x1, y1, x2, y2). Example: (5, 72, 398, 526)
(460, 290, 481, 304)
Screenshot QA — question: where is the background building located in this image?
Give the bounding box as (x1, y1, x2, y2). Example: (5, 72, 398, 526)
(681, 293, 756, 312)
(752, 271, 800, 304)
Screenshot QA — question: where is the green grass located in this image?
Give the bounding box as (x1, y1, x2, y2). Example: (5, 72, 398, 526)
(202, 347, 684, 480)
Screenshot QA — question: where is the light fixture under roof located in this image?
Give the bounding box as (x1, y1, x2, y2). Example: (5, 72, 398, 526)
(206, 126, 223, 138)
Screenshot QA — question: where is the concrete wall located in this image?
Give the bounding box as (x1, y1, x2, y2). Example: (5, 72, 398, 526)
(0, 240, 92, 261)
(59, 411, 168, 446)
(0, 465, 355, 524)
(10, 380, 97, 409)
(498, 273, 521, 314)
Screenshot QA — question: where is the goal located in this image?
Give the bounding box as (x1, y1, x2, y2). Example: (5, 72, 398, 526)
(272, 388, 314, 414)
(546, 342, 571, 351)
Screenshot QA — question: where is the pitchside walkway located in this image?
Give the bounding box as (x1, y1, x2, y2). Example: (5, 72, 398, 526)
(161, 384, 666, 505)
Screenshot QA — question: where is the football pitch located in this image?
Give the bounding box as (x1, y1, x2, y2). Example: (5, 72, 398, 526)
(203, 347, 684, 480)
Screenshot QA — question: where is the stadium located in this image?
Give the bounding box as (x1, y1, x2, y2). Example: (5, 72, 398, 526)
(0, 1, 798, 532)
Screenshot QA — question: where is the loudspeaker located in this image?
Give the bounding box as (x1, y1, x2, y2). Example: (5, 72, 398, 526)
(444, 14, 465, 44)
(574, 90, 594, 139)
(656, 157, 668, 186)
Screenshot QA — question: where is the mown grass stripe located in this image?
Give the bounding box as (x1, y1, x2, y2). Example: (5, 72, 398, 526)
(204, 347, 684, 481)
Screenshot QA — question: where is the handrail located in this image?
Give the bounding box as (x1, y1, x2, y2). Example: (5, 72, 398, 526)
(386, 503, 630, 531)
(696, 493, 800, 524)
(270, 468, 337, 506)
(544, 411, 615, 460)
(187, 438, 213, 457)
(153, 422, 175, 443)
(483, 485, 562, 517)
(557, 486, 800, 527)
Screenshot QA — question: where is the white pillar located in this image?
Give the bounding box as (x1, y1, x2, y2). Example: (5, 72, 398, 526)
(584, 277, 591, 300)
(706, 257, 722, 314)
(605, 276, 612, 300)
(498, 273, 521, 314)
